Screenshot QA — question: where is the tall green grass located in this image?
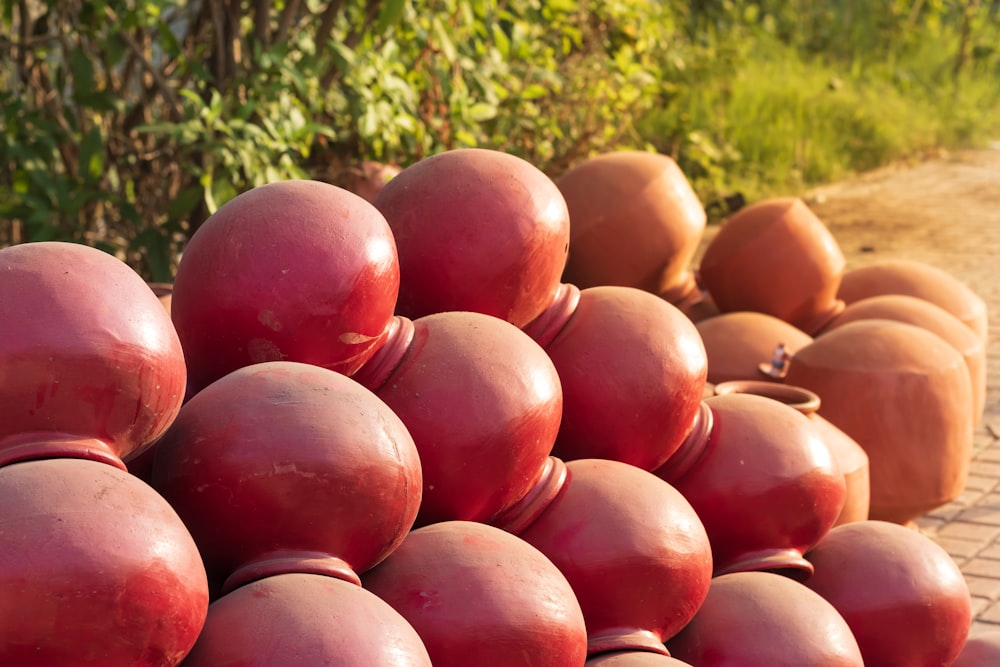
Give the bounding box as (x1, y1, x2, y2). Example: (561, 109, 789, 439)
(640, 23, 1000, 211)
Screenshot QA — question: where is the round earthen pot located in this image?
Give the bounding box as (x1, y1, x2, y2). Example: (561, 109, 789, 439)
(952, 630, 1000, 666)
(821, 293, 986, 424)
(0, 458, 208, 665)
(510, 458, 713, 656)
(655, 392, 846, 577)
(713, 380, 870, 526)
(182, 573, 431, 666)
(804, 520, 971, 667)
(695, 311, 814, 384)
(150, 361, 422, 595)
(374, 148, 570, 327)
(523, 284, 708, 472)
(0, 242, 186, 468)
(586, 651, 693, 666)
(353, 311, 562, 527)
(666, 571, 864, 666)
(698, 197, 846, 334)
(340, 160, 402, 202)
(555, 151, 707, 310)
(363, 521, 587, 666)
(784, 319, 973, 525)
(172, 180, 400, 393)
(837, 258, 988, 342)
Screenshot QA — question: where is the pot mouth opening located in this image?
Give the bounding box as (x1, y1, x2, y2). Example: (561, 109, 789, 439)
(714, 380, 821, 414)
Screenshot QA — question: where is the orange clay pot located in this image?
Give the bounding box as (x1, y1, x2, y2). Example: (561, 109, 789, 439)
(556, 151, 707, 313)
(714, 380, 870, 526)
(698, 198, 846, 334)
(822, 294, 986, 424)
(837, 258, 988, 343)
(695, 311, 813, 384)
(784, 320, 973, 525)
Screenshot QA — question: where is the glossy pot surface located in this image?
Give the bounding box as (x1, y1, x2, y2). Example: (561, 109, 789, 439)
(172, 180, 399, 392)
(804, 520, 971, 667)
(151, 361, 422, 594)
(363, 521, 587, 666)
(656, 393, 846, 577)
(0, 458, 208, 665)
(374, 148, 570, 327)
(666, 571, 864, 666)
(183, 573, 432, 666)
(515, 458, 713, 656)
(0, 242, 186, 467)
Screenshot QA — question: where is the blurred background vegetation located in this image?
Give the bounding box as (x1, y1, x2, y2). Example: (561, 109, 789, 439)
(2, 0, 999, 280)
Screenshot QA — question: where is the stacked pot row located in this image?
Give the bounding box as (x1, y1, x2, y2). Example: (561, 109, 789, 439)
(0, 146, 988, 665)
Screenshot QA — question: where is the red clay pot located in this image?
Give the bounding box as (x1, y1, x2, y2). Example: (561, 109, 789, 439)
(587, 652, 693, 666)
(0, 458, 208, 665)
(655, 392, 845, 577)
(713, 380, 870, 526)
(804, 520, 971, 667)
(353, 311, 562, 527)
(0, 242, 186, 468)
(952, 630, 1000, 666)
(695, 311, 813, 384)
(784, 319, 973, 525)
(374, 148, 570, 328)
(183, 573, 431, 666)
(555, 151, 707, 311)
(151, 361, 422, 595)
(523, 284, 708, 472)
(510, 458, 713, 656)
(666, 572, 864, 666)
(837, 258, 988, 342)
(698, 197, 846, 334)
(821, 294, 987, 424)
(363, 521, 587, 666)
(171, 180, 400, 393)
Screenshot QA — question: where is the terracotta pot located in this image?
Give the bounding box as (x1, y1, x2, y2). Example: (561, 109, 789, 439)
(151, 361, 422, 595)
(353, 311, 562, 527)
(586, 651, 693, 666)
(511, 458, 713, 656)
(952, 630, 1000, 666)
(522, 284, 707, 472)
(822, 294, 987, 424)
(555, 151, 706, 310)
(363, 521, 587, 666)
(837, 258, 988, 343)
(183, 573, 431, 666)
(804, 520, 971, 667)
(695, 311, 813, 384)
(655, 392, 845, 577)
(171, 180, 400, 393)
(666, 572, 864, 666)
(373, 148, 570, 327)
(0, 458, 208, 665)
(713, 380, 870, 526)
(784, 319, 973, 525)
(340, 160, 402, 202)
(0, 242, 186, 468)
(698, 197, 846, 334)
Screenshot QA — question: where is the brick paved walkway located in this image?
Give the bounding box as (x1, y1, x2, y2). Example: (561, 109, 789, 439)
(805, 149, 1000, 633)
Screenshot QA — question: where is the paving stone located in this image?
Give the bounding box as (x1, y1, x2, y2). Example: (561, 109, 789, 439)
(955, 507, 1000, 526)
(935, 536, 987, 559)
(938, 522, 1000, 542)
(964, 576, 1000, 600)
(962, 558, 1000, 579)
(976, 600, 1000, 625)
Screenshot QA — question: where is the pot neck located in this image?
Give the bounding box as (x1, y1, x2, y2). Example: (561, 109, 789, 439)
(0, 432, 126, 470)
(222, 551, 361, 594)
(351, 316, 415, 392)
(653, 401, 714, 483)
(522, 283, 581, 349)
(491, 456, 568, 536)
(797, 297, 846, 336)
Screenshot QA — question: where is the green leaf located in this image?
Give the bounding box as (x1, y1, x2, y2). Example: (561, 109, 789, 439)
(432, 16, 457, 62)
(68, 48, 95, 99)
(468, 103, 497, 121)
(376, 0, 407, 34)
(166, 185, 204, 221)
(77, 126, 105, 182)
